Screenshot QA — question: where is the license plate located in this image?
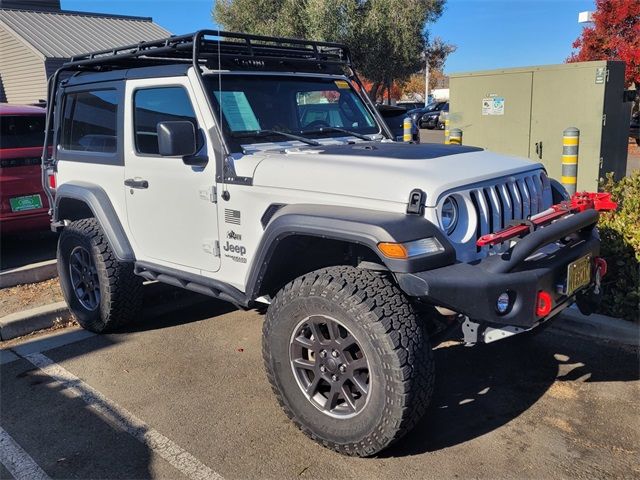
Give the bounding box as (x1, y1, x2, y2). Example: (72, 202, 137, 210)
(9, 194, 42, 212)
(566, 254, 591, 295)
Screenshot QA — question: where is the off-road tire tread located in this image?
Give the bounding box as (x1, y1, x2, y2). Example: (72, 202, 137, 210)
(263, 266, 435, 457)
(59, 218, 142, 332)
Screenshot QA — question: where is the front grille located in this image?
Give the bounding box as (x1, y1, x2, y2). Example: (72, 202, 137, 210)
(469, 172, 551, 253)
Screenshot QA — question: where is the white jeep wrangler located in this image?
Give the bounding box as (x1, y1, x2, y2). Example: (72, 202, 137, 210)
(42, 31, 605, 457)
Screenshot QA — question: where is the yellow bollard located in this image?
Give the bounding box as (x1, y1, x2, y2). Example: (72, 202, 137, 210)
(443, 112, 450, 144)
(403, 117, 413, 143)
(449, 128, 462, 145)
(561, 127, 579, 195)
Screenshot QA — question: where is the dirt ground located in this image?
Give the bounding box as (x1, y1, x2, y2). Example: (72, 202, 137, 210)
(0, 278, 63, 317)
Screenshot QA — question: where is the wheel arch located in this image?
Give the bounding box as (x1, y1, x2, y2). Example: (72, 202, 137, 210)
(54, 182, 135, 262)
(245, 203, 455, 299)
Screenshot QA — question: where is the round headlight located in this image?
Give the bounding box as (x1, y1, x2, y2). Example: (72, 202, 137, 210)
(441, 196, 458, 234)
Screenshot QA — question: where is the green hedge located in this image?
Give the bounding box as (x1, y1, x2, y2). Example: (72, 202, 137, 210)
(597, 170, 640, 321)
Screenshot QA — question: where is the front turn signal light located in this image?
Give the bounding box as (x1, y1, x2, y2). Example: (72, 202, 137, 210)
(378, 242, 408, 259)
(378, 237, 444, 259)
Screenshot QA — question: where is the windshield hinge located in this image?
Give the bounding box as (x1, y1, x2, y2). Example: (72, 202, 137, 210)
(200, 185, 217, 203)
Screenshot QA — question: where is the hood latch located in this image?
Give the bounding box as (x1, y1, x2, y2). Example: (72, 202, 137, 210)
(407, 189, 426, 215)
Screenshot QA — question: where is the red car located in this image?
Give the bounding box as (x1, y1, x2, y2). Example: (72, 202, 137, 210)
(0, 104, 50, 234)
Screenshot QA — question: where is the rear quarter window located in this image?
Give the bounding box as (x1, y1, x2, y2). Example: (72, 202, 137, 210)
(60, 90, 118, 153)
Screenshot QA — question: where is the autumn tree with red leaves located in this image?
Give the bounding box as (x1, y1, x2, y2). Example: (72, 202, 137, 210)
(568, 0, 640, 95)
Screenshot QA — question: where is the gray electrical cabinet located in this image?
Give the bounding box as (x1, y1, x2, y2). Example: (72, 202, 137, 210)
(449, 61, 630, 191)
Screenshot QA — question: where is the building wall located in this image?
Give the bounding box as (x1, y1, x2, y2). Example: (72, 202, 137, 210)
(44, 57, 66, 79)
(0, 24, 47, 104)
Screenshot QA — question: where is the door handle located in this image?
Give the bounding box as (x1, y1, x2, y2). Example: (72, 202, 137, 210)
(124, 178, 149, 189)
(535, 141, 543, 159)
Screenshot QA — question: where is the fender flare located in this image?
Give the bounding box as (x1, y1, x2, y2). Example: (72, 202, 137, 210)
(54, 182, 135, 262)
(245, 203, 455, 299)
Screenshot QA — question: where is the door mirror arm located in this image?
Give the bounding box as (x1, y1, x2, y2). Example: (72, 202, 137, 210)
(182, 154, 209, 167)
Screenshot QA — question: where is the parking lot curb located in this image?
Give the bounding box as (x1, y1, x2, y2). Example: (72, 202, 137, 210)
(554, 308, 639, 346)
(0, 290, 216, 342)
(0, 259, 57, 289)
(0, 301, 70, 341)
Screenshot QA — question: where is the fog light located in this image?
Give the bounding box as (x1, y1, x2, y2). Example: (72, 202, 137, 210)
(496, 292, 510, 314)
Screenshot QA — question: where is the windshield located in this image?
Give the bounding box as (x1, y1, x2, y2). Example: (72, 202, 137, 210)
(205, 75, 379, 152)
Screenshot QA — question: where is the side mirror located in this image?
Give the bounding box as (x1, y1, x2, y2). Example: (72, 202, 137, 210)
(156, 121, 208, 167)
(156, 120, 198, 157)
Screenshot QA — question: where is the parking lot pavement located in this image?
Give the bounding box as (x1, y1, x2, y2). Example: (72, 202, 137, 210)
(1, 299, 639, 480)
(420, 129, 444, 144)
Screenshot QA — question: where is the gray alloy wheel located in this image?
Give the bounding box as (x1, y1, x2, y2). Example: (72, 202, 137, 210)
(289, 315, 371, 419)
(68, 245, 101, 311)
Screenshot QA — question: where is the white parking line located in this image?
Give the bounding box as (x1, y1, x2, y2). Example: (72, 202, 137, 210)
(24, 353, 224, 480)
(0, 426, 51, 480)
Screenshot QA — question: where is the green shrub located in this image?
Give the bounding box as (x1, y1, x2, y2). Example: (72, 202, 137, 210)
(597, 170, 640, 321)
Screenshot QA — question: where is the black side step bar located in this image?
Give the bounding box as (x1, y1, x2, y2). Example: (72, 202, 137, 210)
(134, 261, 251, 309)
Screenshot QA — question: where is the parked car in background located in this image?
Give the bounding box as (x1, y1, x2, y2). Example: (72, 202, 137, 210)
(408, 102, 437, 128)
(420, 101, 449, 129)
(396, 101, 424, 111)
(408, 105, 431, 125)
(0, 104, 50, 235)
(376, 104, 419, 141)
(630, 111, 639, 146)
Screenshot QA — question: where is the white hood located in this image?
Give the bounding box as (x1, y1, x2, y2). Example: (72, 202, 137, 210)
(249, 142, 544, 207)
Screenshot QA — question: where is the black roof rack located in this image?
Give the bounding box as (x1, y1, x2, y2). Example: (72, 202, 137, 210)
(65, 30, 352, 74)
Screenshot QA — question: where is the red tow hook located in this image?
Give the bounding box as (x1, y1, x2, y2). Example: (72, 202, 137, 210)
(594, 257, 607, 277)
(593, 257, 607, 295)
(536, 290, 553, 317)
(477, 191, 618, 247)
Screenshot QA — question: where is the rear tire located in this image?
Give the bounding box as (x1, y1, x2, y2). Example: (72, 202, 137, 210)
(263, 266, 435, 457)
(57, 218, 142, 333)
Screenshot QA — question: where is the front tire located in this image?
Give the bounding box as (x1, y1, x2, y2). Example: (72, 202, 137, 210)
(262, 266, 434, 456)
(57, 218, 142, 333)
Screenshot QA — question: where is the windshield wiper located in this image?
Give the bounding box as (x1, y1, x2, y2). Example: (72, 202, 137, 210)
(302, 127, 373, 141)
(232, 129, 320, 146)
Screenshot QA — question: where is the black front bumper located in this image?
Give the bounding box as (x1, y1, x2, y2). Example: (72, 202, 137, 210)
(397, 210, 600, 328)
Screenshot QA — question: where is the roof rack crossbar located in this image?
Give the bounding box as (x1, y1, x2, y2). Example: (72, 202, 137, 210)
(64, 30, 351, 73)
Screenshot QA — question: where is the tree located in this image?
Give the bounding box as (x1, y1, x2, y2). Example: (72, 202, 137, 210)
(396, 68, 449, 101)
(213, 0, 449, 100)
(568, 0, 640, 92)
(425, 36, 456, 84)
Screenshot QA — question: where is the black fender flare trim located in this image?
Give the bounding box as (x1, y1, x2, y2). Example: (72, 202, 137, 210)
(54, 182, 135, 262)
(245, 203, 455, 299)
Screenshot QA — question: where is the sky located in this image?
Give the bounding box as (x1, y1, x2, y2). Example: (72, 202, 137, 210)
(62, 0, 596, 74)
